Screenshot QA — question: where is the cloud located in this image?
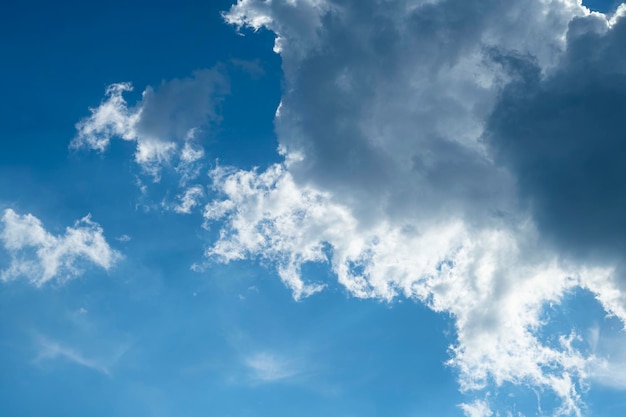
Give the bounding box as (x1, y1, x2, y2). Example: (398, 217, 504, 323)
(209, 0, 626, 415)
(459, 400, 493, 417)
(72, 68, 228, 178)
(173, 185, 205, 214)
(205, 162, 615, 415)
(485, 10, 626, 266)
(34, 336, 111, 376)
(586, 324, 626, 390)
(224, 0, 587, 227)
(0, 209, 120, 285)
(244, 351, 300, 383)
(116, 234, 131, 242)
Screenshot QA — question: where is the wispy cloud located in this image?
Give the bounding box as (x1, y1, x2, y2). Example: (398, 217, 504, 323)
(588, 326, 626, 390)
(459, 400, 493, 417)
(34, 337, 111, 376)
(244, 351, 300, 383)
(172, 185, 205, 214)
(0, 209, 120, 286)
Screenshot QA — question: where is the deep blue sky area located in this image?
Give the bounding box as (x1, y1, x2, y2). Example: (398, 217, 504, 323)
(584, 0, 621, 12)
(0, 0, 282, 229)
(0, 0, 281, 168)
(2, 1, 626, 417)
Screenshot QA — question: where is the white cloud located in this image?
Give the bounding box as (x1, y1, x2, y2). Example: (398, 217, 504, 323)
(34, 336, 111, 376)
(116, 234, 131, 242)
(586, 326, 626, 390)
(205, 162, 617, 415)
(244, 351, 300, 382)
(0, 209, 120, 286)
(173, 185, 205, 214)
(72, 68, 228, 179)
(460, 399, 493, 417)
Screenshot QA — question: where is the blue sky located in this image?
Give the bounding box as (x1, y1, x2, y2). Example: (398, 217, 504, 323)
(2, 1, 626, 417)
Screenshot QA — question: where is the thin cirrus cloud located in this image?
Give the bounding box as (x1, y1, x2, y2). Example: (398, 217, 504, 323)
(34, 336, 112, 376)
(71, 68, 228, 179)
(244, 351, 300, 383)
(0, 208, 119, 286)
(201, 0, 626, 416)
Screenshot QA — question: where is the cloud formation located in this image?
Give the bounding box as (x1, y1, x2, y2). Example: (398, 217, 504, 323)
(205, 161, 617, 416)
(209, 0, 626, 415)
(72, 68, 228, 178)
(244, 351, 300, 383)
(0, 209, 119, 285)
(34, 336, 111, 376)
(173, 185, 205, 214)
(486, 8, 626, 264)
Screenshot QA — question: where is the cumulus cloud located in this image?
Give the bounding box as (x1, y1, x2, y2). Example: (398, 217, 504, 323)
(207, 0, 626, 415)
(72, 68, 228, 178)
(0, 209, 120, 285)
(205, 162, 615, 416)
(224, 0, 589, 226)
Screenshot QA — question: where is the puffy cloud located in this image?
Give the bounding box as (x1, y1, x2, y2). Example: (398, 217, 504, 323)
(72, 68, 228, 178)
(210, 0, 626, 415)
(224, 0, 592, 228)
(205, 162, 614, 415)
(0, 209, 120, 286)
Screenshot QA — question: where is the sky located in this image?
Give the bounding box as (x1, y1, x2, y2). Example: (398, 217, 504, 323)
(1, 1, 626, 416)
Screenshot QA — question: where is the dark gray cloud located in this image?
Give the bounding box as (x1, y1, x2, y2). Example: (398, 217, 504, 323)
(269, 0, 578, 225)
(486, 13, 626, 263)
(73, 67, 229, 177)
(136, 68, 229, 142)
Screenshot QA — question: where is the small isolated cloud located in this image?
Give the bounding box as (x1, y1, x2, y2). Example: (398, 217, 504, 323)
(0, 209, 120, 286)
(72, 68, 228, 179)
(34, 336, 111, 376)
(244, 351, 299, 383)
(116, 234, 131, 242)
